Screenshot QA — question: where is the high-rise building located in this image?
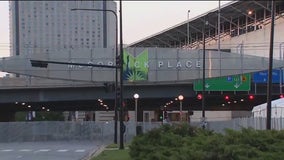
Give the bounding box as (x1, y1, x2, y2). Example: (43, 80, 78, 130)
(9, 1, 116, 56)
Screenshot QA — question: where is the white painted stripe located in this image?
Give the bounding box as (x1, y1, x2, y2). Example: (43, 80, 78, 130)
(57, 149, 68, 152)
(0, 149, 13, 152)
(75, 149, 85, 152)
(35, 149, 50, 152)
(19, 149, 32, 152)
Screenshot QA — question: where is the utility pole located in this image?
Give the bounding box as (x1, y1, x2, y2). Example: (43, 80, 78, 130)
(267, 0, 275, 130)
(119, 0, 124, 149)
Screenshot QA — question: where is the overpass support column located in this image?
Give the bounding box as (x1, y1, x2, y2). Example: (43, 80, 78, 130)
(0, 111, 15, 122)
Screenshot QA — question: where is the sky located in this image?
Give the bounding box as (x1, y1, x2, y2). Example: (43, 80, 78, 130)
(0, 1, 231, 57)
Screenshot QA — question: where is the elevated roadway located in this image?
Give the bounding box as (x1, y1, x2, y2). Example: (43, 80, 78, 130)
(0, 47, 283, 121)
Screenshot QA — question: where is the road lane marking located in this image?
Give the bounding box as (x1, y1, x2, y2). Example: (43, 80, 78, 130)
(19, 149, 32, 152)
(57, 149, 68, 152)
(34, 149, 50, 153)
(75, 149, 85, 152)
(0, 149, 13, 152)
(38, 149, 50, 152)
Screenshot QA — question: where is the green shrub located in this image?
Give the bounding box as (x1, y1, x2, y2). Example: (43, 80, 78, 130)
(129, 124, 284, 160)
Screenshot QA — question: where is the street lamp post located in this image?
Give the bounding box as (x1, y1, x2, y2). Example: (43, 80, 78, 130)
(133, 93, 139, 125)
(70, 8, 118, 143)
(178, 95, 184, 122)
(218, 0, 221, 76)
(202, 16, 208, 128)
(187, 10, 190, 46)
(119, 0, 124, 149)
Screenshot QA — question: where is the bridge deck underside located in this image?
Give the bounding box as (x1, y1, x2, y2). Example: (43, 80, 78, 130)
(0, 83, 281, 112)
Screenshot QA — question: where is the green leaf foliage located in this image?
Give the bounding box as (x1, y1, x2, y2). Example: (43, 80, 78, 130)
(129, 124, 284, 160)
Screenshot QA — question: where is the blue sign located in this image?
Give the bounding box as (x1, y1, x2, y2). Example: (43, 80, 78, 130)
(227, 76, 233, 82)
(253, 69, 282, 83)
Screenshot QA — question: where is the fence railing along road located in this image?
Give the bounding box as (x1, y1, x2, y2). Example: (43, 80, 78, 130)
(0, 118, 283, 143)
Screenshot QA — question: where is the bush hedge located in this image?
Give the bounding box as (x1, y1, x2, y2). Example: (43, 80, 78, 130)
(129, 124, 284, 160)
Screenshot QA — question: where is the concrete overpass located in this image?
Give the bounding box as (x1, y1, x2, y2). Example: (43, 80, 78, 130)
(1, 48, 283, 82)
(0, 76, 282, 121)
(0, 47, 283, 121)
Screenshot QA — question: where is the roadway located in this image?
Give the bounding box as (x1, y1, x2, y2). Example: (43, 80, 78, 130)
(0, 141, 102, 160)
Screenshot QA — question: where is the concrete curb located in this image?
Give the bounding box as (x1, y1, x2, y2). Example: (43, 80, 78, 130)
(105, 147, 129, 150)
(80, 145, 106, 160)
(80, 145, 129, 160)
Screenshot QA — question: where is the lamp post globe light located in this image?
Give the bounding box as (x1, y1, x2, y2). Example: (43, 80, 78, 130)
(134, 93, 139, 99)
(133, 93, 139, 125)
(178, 95, 184, 122)
(178, 95, 184, 101)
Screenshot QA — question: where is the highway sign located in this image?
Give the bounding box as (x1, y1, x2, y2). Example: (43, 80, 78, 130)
(253, 69, 282, 83)
(193, 73, 251, 91)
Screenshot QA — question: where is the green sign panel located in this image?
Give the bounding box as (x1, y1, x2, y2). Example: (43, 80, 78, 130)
(123, 49, 149, 81)
(193, 74, 251, 91)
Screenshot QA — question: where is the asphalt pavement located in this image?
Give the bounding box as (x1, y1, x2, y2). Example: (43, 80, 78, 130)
(0, 141, 102, 160)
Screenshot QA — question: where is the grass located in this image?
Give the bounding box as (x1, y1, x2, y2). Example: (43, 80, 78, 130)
(91, 148, 131, 160)
(91, 143, 131, 160)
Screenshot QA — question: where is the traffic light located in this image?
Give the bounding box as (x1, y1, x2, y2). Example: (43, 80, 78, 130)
(116, 56, 120, 67)
(224, 95, 230, 101)
(158, 110, 163, 121)
(197, 94, 202, 100)
(116, 86, 121, 99)
(248, 95, 255, 100)
(159, 115, 163, 121)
